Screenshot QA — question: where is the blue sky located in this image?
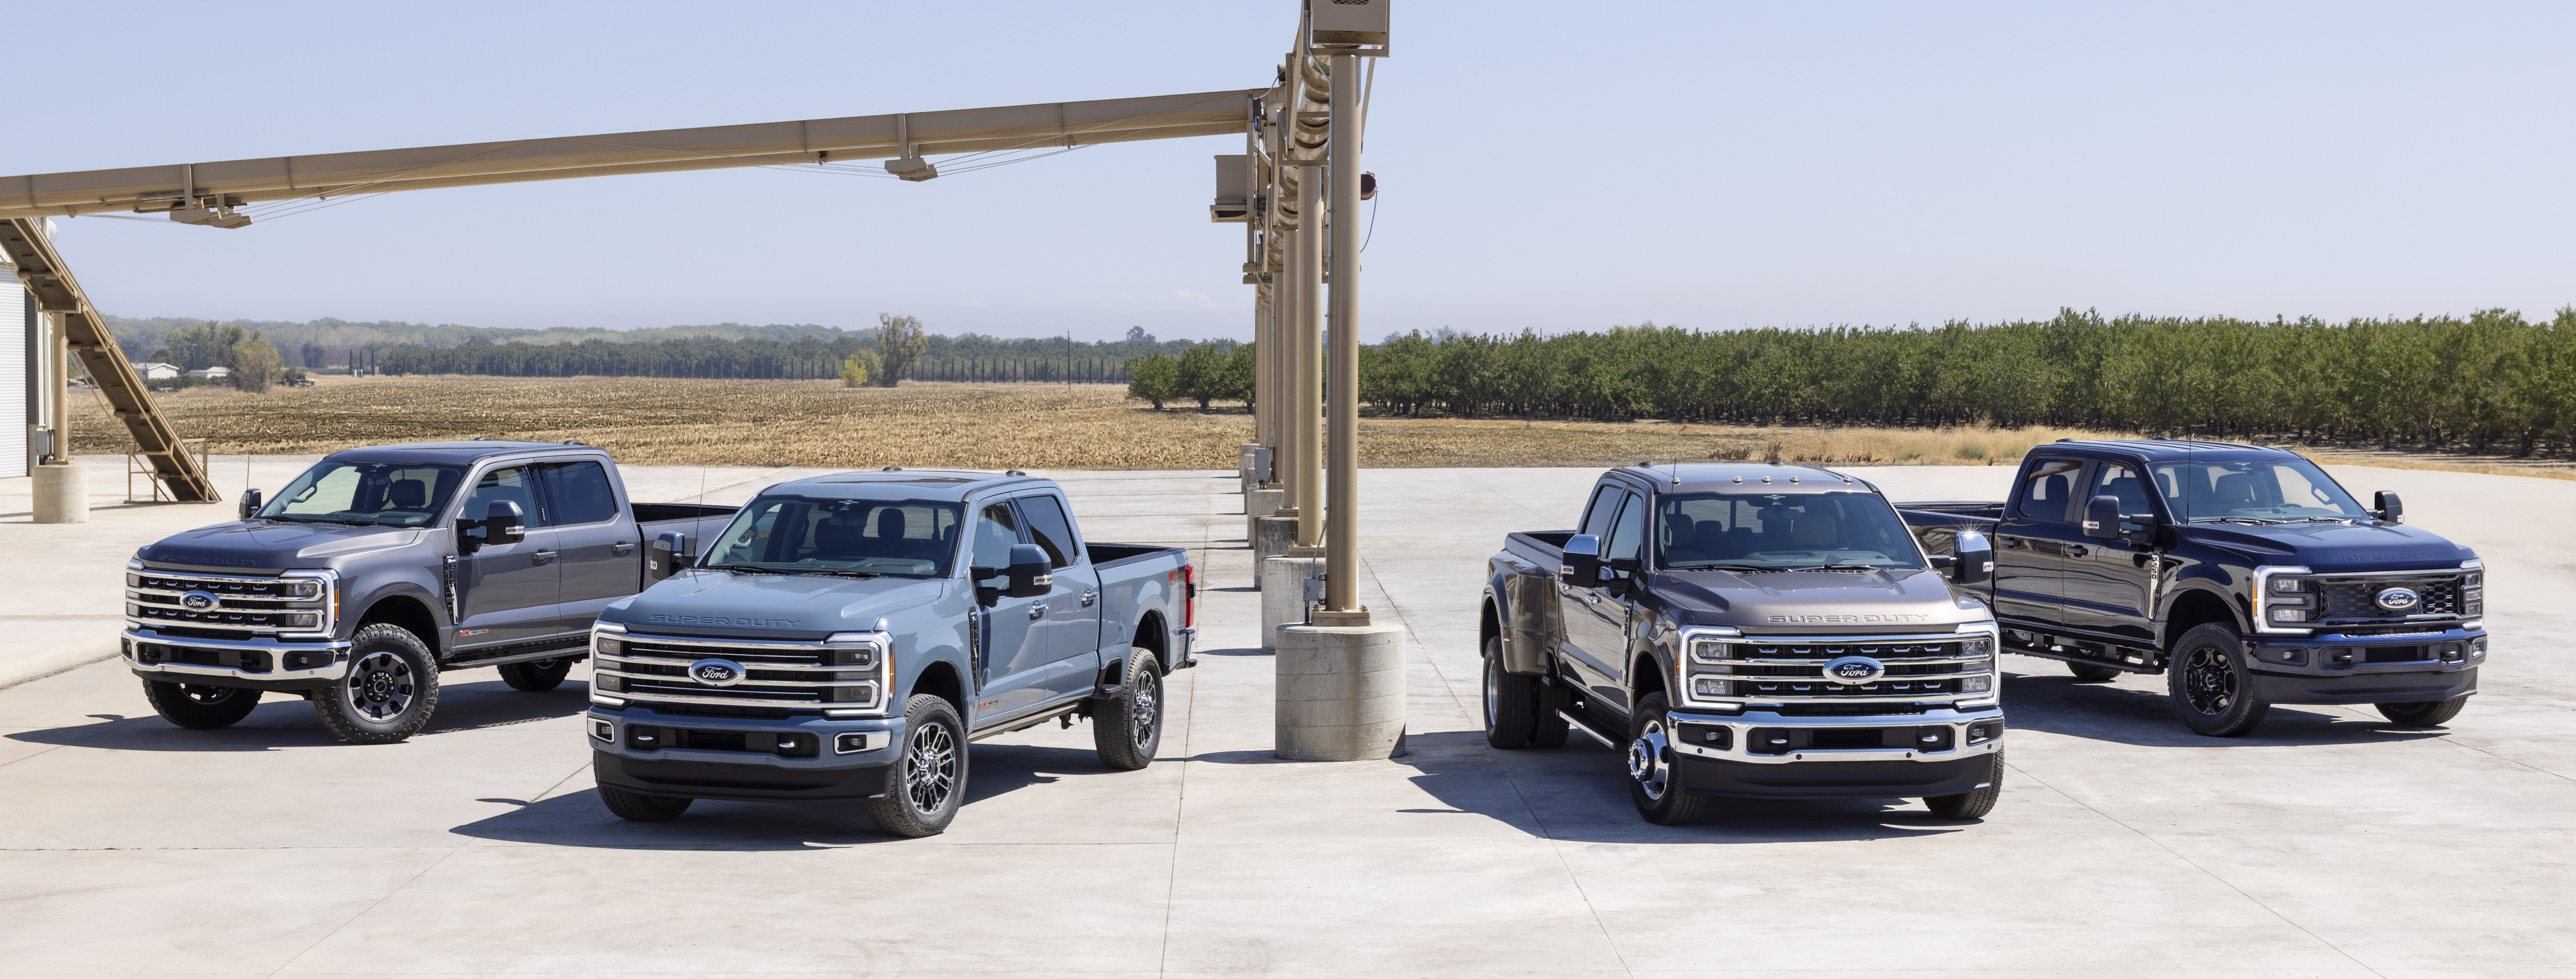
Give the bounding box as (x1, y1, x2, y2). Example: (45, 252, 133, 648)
(14, 1, 2575, 341)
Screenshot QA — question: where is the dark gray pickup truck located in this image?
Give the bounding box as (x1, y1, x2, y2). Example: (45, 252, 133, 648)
(121, 441, 735, 743)
(1483, 463, 2008, 825)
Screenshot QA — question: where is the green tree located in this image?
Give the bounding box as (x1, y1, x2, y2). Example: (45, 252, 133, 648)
(229, 330, 281, 393)
(1222, 341, 1257, 407)
(1175, 343, 1227, 410)
(839, 349, 883, 388)
(875, 313, 926, 387)
(1128, 353, 1179, 410)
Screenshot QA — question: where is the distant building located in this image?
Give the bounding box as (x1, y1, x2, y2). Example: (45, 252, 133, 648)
(186, 366, 232, 380)
(134, 362, 181, 381)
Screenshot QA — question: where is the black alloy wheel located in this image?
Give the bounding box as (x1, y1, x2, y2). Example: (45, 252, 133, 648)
(2167, 622, 2271, 737)
(310, 623, 442, 744)
(140, 679, 263, 729)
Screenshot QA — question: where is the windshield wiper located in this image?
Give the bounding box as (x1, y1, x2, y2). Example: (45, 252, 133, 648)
(1788, 563, 1887, 572)
(2189, 517, 2286, 525)
(708, 564, 884, 579)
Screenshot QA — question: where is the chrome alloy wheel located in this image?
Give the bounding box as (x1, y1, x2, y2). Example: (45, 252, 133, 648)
(1129, 669, 1162, 752)
(1627, 719, 1674, 801)
(904, 720, 959, 815)
(2183, 644, 2235, 715)
(1483, 655, 1501, 730)
(345, 651, 415, 721)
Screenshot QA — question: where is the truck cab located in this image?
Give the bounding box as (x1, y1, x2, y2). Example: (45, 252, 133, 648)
(1901, 439, 2486, 735)
(120, 441, 734, 743)
(1482, 463, 2007, 825)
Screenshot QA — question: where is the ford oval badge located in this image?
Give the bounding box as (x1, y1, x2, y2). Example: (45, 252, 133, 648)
(687, 658, 747, 687)
(180, 590, 219, 611)
(1822, 655, 1885, 686)
(2374, 587, 2422, 613)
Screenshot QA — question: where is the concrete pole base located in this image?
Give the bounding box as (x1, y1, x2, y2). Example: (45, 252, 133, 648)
(1251, 515, 1297, 590)
(31, 462, 90, 524)
(1275, 621, 1407, 761)
(1245, 494, 1287, 561)
(1258, 554, 1318, 651)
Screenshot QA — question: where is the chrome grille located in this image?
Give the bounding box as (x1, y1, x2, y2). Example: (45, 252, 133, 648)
(594, 632, 884, 713)
(126, 569, 329, 634)
(1702, 638, 1990, 701)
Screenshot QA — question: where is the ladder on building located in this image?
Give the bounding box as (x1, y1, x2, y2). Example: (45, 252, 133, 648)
(2, 217, 220, 502)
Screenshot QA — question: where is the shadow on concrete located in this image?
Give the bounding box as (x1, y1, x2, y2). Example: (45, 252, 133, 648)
(445, 740, 1119, 850)
(1191, 645, 1272, 658)
(1, 678, 587, 752)
(1999, 669, 2446, 748)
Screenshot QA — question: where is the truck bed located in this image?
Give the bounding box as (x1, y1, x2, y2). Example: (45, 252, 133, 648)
(1504, 530, 1575, 568)
(1896, 502, 2000, 563)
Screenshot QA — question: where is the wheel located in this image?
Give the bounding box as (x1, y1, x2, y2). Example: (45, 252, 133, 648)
(140, 679, 262, 729)
(1925, 748, 2005, 819)
(496, 656, 574, 692)
(1093, 648, 1164, 771)
(597, 784, 693, 821)
(864, 694, 967, 838)
(1626, 692, 1708, 825)
(2066, 661, 2122, 683)
(2377, 696, 2469, 727)
(311, 624, 441, 744)
(1482, 636, 1544, 749)
(2167, 623, 2271, 737)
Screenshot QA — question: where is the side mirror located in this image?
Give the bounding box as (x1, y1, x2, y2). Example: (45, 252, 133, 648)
(648, 531, 692, 580)
(484, 500, 527, 546)
(1952, 530, 1994, 586)
(2120, 511, 2160, 545)
(2081, 495, 2123, 540)
(238, 488, 263, 521)
(1005, 542, 1053, 598)
(2374, 491, 2404, 524)
(1559, 533, 1603, 589)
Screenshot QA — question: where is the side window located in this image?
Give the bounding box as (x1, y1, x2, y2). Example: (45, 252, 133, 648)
(538, 461, 620, 526)
(1015, 494, 1082, 569)
(970, 504, 1021, 573)
(462, 465, 544, 530)
(2091, 463, 2156, 518)
(1605, 493, 1646, 566)
(2017, 459, 2084, 522)
(1579, 485, 1622, 538)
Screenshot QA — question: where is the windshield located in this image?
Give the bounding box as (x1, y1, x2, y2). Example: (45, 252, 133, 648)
(1657, 491, 1926, 571)
(2151, 458, 2367, 522)
(257, 461, 465, 527)
(703, 495, 963, 578)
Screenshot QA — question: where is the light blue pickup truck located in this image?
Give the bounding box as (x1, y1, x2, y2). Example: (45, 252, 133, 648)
(585, 468, 1197, 836)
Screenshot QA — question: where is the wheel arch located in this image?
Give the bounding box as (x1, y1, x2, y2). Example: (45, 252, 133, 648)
(2160, 586, 2243, 658)
(912, 656, 966, 716)
(356, 593, 442, 656)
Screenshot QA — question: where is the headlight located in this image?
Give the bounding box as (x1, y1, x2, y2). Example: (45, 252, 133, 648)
(1958, 675, 1993, 694)
(282, 612, 321, 629)
(820, 632, 891, 716)
(2254, 566, 2317, 632)
(1679, 629, 1742, 707)
(591, 620, 626, 656)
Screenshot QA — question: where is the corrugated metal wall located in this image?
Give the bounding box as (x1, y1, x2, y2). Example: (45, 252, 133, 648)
(0, 274, 26, 478)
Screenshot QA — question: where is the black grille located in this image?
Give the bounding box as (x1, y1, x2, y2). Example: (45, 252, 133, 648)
(2317, 576, 2463, 619)
(645, 702, 797, 720)
(1771, 702, 1930, 717)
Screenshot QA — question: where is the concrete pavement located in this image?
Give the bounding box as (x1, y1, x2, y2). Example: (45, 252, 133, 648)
(2, 458, 2573, 975)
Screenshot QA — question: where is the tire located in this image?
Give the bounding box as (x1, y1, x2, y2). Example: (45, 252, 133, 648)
(597, 784, 694, 821)
(2066, 662, 2122, 683)
(496, 656, 574, 692)
(1093, 648, 1164, 771)
(140, 679, 262, 729)
(1925, 748, 2005, 819)
(1626, 692, 1708, 826)
(2167, 622, 2271, 737)
(2377, 696, 2469, 727)
(864, 694, 967, 838)
(1530, 682, 1571, 749)
(311, 624, 441, 744)
(1482, 635, 1544, 749)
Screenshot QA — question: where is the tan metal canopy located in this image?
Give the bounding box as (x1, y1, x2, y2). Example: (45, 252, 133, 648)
(0, 89, 1257, 219)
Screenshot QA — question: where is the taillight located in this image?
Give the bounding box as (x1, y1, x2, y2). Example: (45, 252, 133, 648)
(1182, 563, 1196, 628)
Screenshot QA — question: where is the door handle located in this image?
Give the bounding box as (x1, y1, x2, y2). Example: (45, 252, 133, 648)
(2001, 536, 2026, 549)
(611, 540, 635, 555)
(1029, 604, 1045, 620)
(533, 549, 557, 564)
(2063, 545, 2089, 558)
(1080, 590, 1098, 607)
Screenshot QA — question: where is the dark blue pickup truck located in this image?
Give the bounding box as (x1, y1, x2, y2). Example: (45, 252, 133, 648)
(1901, 439, 2485, 736)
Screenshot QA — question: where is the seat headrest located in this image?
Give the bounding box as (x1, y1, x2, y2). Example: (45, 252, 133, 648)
(1791, 511, 1841, 549)
(388, 479, 426, 509)
(875, 508, 908, 539)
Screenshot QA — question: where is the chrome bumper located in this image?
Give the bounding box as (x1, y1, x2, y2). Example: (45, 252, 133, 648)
(1666, 702, 2004, 765)
(122, 627, 355, 683)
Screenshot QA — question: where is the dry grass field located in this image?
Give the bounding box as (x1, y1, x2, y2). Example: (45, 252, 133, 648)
(63, 375, 2576, 478)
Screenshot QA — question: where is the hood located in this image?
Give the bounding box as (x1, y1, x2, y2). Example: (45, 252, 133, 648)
(1653, 566, 1986, 631)
(604, 568, 948, 637)
(139, 519, 424, 572)
(2185, 520, 2474, 572)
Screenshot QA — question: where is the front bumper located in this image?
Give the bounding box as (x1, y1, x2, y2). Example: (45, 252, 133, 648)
(2244, 628, 2484, 705)
(122, 627, 353, 692)
(586, 705, 904, 802)
(1663, 703, 2005, 799)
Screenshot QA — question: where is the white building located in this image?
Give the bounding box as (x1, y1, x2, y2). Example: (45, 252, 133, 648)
(186, 365, 230, 380)
(134, 361, 180, 381)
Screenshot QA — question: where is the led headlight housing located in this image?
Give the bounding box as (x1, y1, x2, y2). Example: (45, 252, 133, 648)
(2252, 566, 2316, 634)
(1953, 624, 1999, 703)
(1678, 626, 1743, 709)
(820, 631, 892, 718)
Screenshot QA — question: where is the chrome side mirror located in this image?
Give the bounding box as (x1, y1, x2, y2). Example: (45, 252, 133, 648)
(1952, 530, 1994, 586)
(1559, 533, 1603, 589)
(2081, 495, 2123, 540)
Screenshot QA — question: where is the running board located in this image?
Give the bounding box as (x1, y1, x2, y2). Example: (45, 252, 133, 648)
(970, 702, 1083, 742)
(1557, 709, 1621, 748)
(2005, 637, 2160, 673)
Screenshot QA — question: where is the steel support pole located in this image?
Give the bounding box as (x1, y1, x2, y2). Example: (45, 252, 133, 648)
(1274, 178, 1301, 510)
(46, 312, 69, 463)
(1289, 160, 1324, 548)
(1322, 53, 1364, 618)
